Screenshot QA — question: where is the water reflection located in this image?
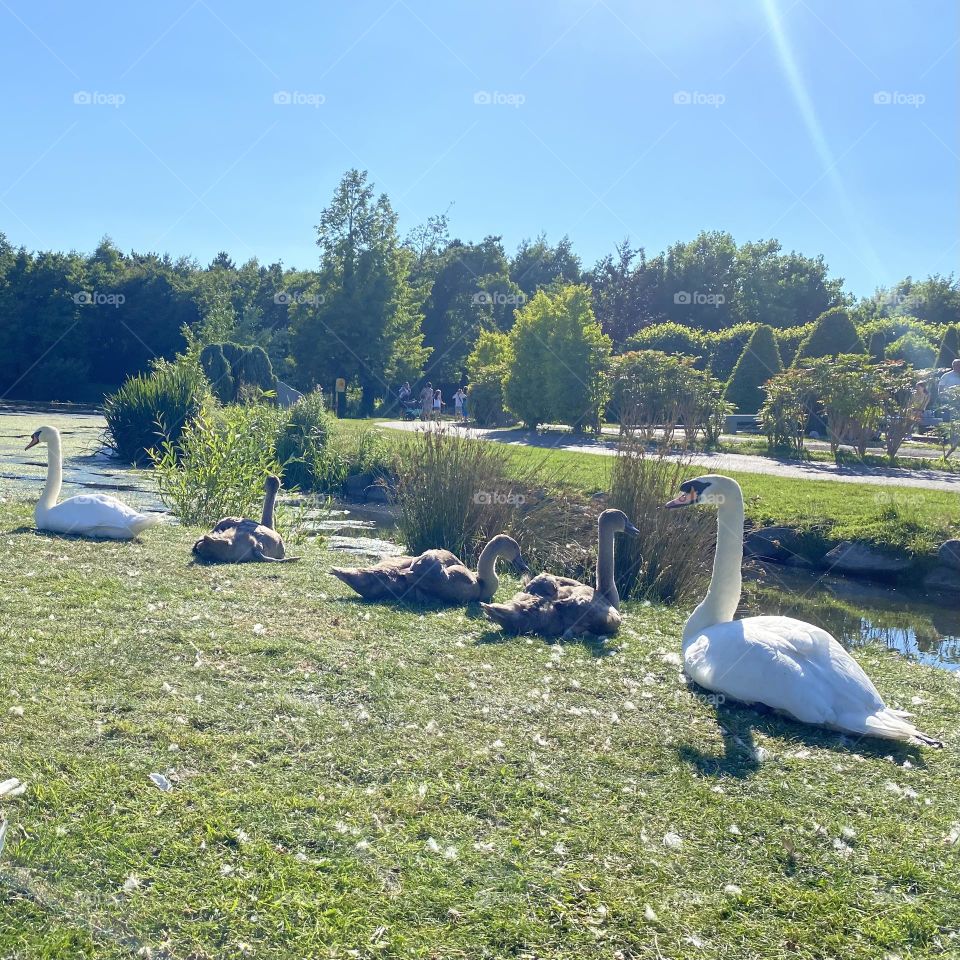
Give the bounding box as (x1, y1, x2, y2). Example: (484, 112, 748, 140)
(742, 564, 960, 671)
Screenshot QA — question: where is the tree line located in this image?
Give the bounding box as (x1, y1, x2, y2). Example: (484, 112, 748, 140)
(1, 167, 958, 406)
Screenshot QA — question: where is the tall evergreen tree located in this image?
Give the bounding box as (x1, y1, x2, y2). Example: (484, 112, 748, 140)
(793, 307, 865, 362)
(724, 325, 782, 413)
(937, 324, 960, 368)
(290, 169, 428, 410)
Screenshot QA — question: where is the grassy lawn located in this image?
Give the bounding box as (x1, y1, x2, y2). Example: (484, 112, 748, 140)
(1, 498, 959, 959)
(340, 418, 960, 557)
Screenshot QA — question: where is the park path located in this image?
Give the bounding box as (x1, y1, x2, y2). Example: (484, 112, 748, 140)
(378, 420, 960, 494)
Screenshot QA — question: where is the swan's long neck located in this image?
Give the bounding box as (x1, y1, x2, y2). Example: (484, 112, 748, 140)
(596, 520, 620, 609)
(38, 434, 63, 513)
(683, 484, 743, 644)
(475, 537, 506, 599)
(261, 483, 278, 529)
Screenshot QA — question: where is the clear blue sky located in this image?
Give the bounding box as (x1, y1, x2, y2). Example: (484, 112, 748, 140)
(0, 0, 956, 296)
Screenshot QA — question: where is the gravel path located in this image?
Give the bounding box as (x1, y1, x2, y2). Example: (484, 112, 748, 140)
(379, 420, 960, 493)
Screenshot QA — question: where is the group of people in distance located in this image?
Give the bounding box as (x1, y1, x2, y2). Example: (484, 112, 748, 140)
(398, 381, 468, 421)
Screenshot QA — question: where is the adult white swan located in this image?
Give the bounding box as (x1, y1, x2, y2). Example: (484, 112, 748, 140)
(665, 474, 942, 747)
(25, 425, 163, 540)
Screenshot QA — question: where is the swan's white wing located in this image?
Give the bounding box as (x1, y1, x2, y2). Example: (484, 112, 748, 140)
(43, 493, 157, 536)
(685, 616, 885, 727)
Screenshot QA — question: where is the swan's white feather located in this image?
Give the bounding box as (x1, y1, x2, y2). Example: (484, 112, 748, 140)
(39, 494, 162, 539)
(686, 609, 936, 744)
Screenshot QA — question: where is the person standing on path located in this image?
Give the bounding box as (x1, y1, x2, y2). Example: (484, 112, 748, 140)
(454, 387, 466, 421)
(419, 382, 433, 421)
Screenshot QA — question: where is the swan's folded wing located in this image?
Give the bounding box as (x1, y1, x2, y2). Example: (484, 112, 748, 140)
(47, 493, 152, 533)
(411, 558, 478, 601)
(685, 617, 885, 725)
(211, 516, 247, 533)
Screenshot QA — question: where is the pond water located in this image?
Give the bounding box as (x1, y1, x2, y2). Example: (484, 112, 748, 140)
(2, 406, 957, 671)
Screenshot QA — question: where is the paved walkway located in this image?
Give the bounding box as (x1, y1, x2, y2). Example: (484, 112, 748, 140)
(379, 421, 960, 493)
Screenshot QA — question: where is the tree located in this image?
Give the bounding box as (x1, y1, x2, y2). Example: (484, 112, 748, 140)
(466, 330, 512, 426)
(793, 307, 865, 362)
(290, 170, 428, 411)
(937, 325, 960, 368)
(419, 237, 518, 384)
(504, 285, 611, 431)
(724, 325, 783, 413)
(588, 241, 657, 347)
(510, 235, 581, 299)
(859, 274, 960, 327)
(653, 231, 739, 332)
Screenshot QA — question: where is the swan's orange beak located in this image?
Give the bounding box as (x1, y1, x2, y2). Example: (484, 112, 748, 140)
(664, 490, 696, 509)
(24, 435, 39, 450)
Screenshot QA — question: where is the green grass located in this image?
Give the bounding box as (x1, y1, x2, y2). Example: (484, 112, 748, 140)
(1, 499, 959, 958)
(335, 418, 960, 558)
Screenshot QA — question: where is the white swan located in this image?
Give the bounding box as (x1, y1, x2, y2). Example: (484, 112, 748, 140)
(665, 474, 942, 748)
(25, 425, 163, 540)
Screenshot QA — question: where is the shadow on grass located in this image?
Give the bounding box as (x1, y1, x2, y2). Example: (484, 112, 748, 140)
(4, 525, 150, 543)
(472, 624, 617, 657)
(678, 679, 926, 779)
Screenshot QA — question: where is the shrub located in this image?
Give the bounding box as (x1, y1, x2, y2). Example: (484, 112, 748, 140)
(858, 316, 944, 357)
(199, 341, 277, 403)
(794, 307, 865, 362)
(707, 324, 758, 381)
(677, 366, 731, 447)
(935, 388, 960, 458)
(866, 329, 887, 361)
(149, 403, 288, 526)
(885, 332, 936, 369)
(199, 344, 235, 403)
(936, 324, 960, 368)
(504, 285, 611, 431)
(774, 323, 813, 365)
(723, 324, 782, 413)
(608, 350, 685, 443)
(877, 362, 929, 459)
(103, 359, 209, 465)
(394, 427, 529, 565)
(608, 440, 714, 603)
(275, 390, 334, 490)
(806, 355, 884, 460)
(466, 331, 512, 426)
(760, 367, 815, 455)
(626, 323, 709, 366)
(297, 425, 394, 495)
